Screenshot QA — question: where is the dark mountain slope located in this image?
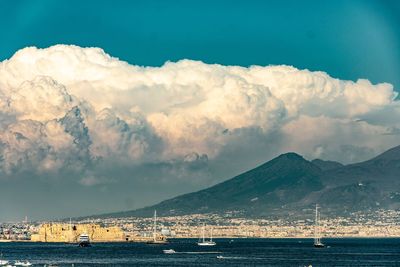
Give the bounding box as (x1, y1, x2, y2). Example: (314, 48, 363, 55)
(104, 153, 324, 217)
(314, 145, 400, 212)
(96, 145, 400, 219)
(322, 145, 400, 188)
(311, 159, 343, 171)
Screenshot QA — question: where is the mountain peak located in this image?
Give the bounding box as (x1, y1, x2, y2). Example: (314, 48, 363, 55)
(277, 152, 304, 160)
(264, 152, 313, 171)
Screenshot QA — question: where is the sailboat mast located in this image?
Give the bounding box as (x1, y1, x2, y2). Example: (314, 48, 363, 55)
(69, 218, 72, 243)
(318, 208, 321, 239)
(202, 223, 205, 242)
(153, 210, 157, 242)
(315, 204, 319, 242)
(210, 227, 213, 242)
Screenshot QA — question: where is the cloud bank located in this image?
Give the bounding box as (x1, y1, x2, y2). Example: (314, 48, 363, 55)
(0, 45, 399, 218)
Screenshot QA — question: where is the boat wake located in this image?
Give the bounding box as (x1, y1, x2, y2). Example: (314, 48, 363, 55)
(180, 251, 221, 254)
(217, 255, 247, 260)
(163, 250, 221, 254)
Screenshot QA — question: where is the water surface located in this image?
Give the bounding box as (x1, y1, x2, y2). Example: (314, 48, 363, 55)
(1, 238, 399, 266)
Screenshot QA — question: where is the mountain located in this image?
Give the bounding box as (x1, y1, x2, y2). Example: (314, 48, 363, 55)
(311, 159, 343, 171)
(99, 145, 400, 218)
(316, 145, 400, 212)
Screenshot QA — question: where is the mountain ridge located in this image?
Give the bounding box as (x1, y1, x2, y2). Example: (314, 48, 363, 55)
(94, 146, 400, 219)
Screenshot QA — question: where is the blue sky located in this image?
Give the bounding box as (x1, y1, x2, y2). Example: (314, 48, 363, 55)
(1, 0, 399, 90)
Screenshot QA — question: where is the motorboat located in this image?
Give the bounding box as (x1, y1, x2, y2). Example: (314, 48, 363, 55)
(78, 233, 91, 247)
(14, 261, 32, 267)
(163, 249, 176, 254)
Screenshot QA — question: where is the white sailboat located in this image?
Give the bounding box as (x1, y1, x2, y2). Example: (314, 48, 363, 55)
(147, 210, 168, 244)
(313, 204, 325, 248)
(197, 223, 216, 246)
(66, 218, 75, 244)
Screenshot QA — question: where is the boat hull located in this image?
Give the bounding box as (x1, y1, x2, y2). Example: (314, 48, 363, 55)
(78, 241, 91, 247)
(146, 241, 168, 245)
(197, 242, 216, 246)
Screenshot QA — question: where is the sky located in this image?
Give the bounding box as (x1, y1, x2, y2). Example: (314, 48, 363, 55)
(0, 0, 399, 221)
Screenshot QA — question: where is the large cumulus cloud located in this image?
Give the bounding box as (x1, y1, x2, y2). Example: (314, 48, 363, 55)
(0, 44, 399, 187)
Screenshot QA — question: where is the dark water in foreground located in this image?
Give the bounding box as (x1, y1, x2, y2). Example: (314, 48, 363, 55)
(1, 238, 400, 266)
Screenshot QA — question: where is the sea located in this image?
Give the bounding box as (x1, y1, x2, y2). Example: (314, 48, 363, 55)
(1, 238, 400, 266)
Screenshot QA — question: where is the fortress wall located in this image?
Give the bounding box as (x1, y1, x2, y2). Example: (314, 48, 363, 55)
(31, 223, 125, 242)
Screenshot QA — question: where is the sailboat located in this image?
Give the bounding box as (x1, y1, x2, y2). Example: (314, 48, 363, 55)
(313, 204, 325, 248)
(197, 223, 216, 246)
(147, 210, 168, 244)
(65, 218, 75, 244)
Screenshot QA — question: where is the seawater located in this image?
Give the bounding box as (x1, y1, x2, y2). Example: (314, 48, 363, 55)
(1, 238, 400, 266)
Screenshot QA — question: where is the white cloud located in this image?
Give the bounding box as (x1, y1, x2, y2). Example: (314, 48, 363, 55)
(9, 76, 77, 121)
(0, 44, 398, 183)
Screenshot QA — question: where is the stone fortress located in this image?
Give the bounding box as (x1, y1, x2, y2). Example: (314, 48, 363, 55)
(31, 223, 126, 242)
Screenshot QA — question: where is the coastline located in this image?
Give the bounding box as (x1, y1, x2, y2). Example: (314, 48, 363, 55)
(1, 236, 400, 243)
